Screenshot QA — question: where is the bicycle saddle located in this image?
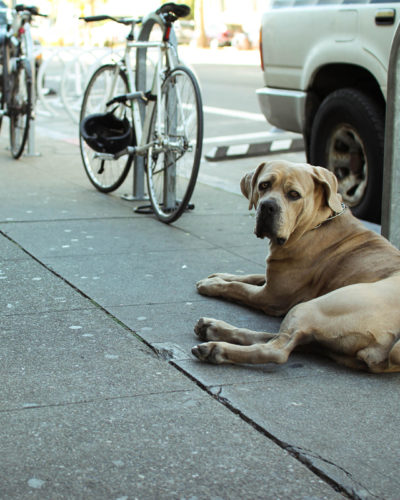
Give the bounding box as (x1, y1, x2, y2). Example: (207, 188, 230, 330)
(156, 3, 190, 19)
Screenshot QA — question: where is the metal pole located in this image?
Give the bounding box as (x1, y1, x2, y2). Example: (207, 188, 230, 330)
(22, 9, 40, 156)
(27, 45, 40, 156)
(382, 22, 400, 246)
(129, 12, 178, 201)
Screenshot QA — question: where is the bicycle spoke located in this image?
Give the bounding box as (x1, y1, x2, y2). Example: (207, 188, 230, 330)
(79, 64, 133, 193)
(147, 65, 203, 223)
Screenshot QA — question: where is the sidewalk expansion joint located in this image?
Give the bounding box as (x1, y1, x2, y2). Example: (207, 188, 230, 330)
(0, 230, 158, 354)
(170, 360, 371, 500)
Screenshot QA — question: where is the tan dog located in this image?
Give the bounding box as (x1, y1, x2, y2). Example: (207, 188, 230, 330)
(192, 160, 400, 373)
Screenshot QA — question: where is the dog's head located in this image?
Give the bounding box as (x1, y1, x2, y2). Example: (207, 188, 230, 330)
(240, 160, 343, 246)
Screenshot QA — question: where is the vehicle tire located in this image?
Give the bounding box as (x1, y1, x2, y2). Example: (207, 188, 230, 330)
(309, 88, 384, 222)
(9, 57, 32, 159)
(146, 65, 203, 223)
(79, 64, 133, 193)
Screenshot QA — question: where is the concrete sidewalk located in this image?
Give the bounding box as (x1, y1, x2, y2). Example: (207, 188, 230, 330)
(0, 134, 399, 500)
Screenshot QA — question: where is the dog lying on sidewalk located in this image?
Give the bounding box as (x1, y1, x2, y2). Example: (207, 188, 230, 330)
(192, 159, 400, 373)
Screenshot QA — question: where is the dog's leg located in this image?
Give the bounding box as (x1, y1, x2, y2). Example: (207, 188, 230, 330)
(196, 277, 278, 313)
(194, 317, 276, 345)
(191, 334, 302, 365)
(206, 273, 266, 285)
(307, 278, 400, 373)
(192, 303, 314, 365)
(194, 276, 400, 369)
(358, 338, 400, 373)
(196, 277, 289, 316)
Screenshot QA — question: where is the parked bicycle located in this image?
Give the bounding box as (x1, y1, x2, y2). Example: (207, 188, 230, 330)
(79, 2, 203, 223)
(0, 4, 46, 158)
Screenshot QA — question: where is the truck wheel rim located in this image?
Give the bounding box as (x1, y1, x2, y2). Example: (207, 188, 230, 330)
(326, 124, 368, 208)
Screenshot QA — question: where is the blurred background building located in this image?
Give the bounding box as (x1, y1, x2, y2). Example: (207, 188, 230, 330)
(6, 0, 266, 49)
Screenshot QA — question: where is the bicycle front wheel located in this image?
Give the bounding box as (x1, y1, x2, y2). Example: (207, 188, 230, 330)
(147, 65, 203, 223)
(9, 58, 32, 159)
(79, 64, 132, 193)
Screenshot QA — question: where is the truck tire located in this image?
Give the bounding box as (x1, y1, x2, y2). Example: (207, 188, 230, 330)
(309, 88, 384, 222)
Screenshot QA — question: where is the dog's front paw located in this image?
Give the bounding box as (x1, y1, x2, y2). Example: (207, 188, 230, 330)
(196, 276, 225, 296)
(194, 317, 220, 341)
(191, 342, 226, 364)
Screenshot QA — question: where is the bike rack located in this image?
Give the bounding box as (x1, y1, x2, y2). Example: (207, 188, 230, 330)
(382, 21, 400, 246)
(27, 47, 39, 157)
(123, 11, 179, 202)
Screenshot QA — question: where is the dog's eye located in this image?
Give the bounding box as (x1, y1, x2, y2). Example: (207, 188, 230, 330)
(288, 190, 301, 200)
(259, 181, 271, 191)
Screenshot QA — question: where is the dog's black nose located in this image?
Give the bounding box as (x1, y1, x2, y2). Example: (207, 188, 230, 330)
(260, 199, 279, 215)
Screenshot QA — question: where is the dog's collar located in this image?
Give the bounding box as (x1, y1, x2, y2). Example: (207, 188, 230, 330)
(313, 202, 347, 230)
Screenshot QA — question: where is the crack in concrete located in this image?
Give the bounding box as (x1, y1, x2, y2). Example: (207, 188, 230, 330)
(151, 342, 191, 361)
(286, 444, 379, 500)
(171, 361, 377, 500)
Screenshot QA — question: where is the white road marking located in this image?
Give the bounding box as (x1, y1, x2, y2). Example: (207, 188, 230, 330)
(203, 105, 265, 122)
(204, 131, 272, 145)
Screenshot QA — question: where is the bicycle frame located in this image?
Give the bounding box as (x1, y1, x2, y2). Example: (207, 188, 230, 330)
(0, 4, 45, 157)
(93, 35, 180, 161)
(17, 11, 35, 82)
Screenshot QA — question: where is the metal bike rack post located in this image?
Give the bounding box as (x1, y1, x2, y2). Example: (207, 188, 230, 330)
(27, 56, 40, 156)
(382, 22, 400, 246)
(129, 12, 178, 200)
(24, 1, 39, 157)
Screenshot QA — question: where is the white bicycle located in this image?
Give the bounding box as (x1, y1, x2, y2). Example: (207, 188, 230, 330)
(79, 3, 203, 223)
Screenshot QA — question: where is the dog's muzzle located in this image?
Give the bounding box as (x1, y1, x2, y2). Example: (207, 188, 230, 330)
(255, 199, 286, 245)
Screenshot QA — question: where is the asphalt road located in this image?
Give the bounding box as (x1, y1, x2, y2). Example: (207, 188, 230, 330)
(194, 63, 272, 146)
(195, 63, 265, 114)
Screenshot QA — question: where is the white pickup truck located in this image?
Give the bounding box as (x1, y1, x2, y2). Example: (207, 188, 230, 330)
(257, 0, 400, 222)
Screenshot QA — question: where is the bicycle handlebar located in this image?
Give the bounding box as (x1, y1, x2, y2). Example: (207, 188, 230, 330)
(15, 4, 48, 17)
(80, 15, 141, 26)
(80, 3, 190, 27)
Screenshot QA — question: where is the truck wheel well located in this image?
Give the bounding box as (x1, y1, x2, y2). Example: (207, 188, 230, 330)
(304, 64, 385, 156)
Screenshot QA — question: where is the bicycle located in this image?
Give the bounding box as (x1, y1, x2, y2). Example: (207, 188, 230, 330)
(0, 3, 46, 158)
(79, 2, 203, 223)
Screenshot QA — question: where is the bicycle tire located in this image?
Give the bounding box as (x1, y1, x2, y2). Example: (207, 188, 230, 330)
(0, 33, 7, 134)
(9, 57, 32, 159)
(146, 65, 203, 223)
(79, 64, 133, 193)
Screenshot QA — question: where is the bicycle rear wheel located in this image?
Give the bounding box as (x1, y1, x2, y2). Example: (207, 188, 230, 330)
(79, 64, 132, 193)
(147, 65, 203, 223)
(0, 35, 7, 134)
(9, 58, 32, 159)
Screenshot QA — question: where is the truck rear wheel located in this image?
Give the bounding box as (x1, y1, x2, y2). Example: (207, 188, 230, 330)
(309, 88, 384, 222)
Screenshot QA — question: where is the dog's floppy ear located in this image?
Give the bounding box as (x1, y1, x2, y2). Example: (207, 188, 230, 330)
(240, 163, 266, 210)
(311, 166, 343, 213)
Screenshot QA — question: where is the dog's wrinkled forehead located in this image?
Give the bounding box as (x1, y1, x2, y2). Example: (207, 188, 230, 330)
(257, 162, 313, 192)
(240, 160, 342, 212)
